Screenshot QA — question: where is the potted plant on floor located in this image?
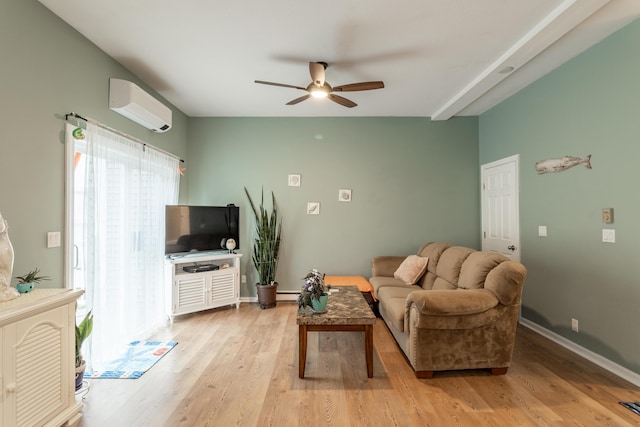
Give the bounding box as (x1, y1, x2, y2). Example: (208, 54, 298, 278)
(244, 187, 282, 309)
(14, 267, 50, 293)
(298, 269, 329, 312)
(75, 310, 93, 391)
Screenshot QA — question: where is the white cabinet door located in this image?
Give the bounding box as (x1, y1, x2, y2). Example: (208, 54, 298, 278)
(210, 271, 237, 307)
(174, 270, 239, 314)
(173, 274, 208, 315)
(3, 306, 70, 427)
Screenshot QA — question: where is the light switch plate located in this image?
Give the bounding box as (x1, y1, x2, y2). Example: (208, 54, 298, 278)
(602, 229, 615, 243)
(47, 231, 61, 248)
(538, 226, 547, 237)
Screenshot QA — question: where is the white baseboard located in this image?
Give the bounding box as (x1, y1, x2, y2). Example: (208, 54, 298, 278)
(239, 291, 299, 304)
(276, 290, 299, 301)
(520, 318, 640, 388)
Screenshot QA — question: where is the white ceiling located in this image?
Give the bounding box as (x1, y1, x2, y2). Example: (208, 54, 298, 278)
(39, 0, 640, 119)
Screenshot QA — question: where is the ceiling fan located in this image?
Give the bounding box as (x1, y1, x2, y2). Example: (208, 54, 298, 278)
(255, 62, 384, 108)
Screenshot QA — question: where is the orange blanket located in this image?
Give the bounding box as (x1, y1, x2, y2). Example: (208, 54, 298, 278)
(324, 275, 376, 301)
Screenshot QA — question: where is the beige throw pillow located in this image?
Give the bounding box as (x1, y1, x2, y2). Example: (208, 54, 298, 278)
(394, 255, 429, 285)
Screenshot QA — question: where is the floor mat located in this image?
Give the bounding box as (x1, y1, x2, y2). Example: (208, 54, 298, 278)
(88, 340, 177, 379)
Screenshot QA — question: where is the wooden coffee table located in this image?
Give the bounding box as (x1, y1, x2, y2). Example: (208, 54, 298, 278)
(297, 286, 377, 378)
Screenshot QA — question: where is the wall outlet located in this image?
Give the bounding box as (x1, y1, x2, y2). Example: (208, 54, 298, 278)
(241, 274, 247, 284)
(571, 318, 579, 333)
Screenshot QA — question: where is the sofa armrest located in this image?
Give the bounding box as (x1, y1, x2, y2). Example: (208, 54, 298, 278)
(371, 256, 406, 277)
(404, 289, 500, 331)
(406, 289, 499, 316)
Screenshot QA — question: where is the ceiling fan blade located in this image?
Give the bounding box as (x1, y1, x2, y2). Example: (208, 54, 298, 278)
(328, 94, 357, 108)
(309, 62, 326, 87)
(332, 81, 385, 92)
(286, 94, 312, 105)
(255, 80, 307, 91)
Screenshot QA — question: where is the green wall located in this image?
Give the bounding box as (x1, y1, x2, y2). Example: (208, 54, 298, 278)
(188, 117, 480, 294)
(480, 19, 640, 373)
(0, 0, 189, 287)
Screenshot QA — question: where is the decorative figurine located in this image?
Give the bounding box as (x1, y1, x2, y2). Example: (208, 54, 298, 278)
(0, 211, 19, 302)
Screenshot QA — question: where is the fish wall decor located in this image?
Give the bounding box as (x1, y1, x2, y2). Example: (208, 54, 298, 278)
(535, 155, 591, 174)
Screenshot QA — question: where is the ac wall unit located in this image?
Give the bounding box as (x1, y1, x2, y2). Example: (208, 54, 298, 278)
(109, 78, 172, 133)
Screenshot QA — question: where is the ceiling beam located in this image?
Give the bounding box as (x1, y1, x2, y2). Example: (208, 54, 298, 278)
(431, 0, 610, 120)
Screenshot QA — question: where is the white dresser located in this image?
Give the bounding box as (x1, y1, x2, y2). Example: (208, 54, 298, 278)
(0, 288, 84, 427)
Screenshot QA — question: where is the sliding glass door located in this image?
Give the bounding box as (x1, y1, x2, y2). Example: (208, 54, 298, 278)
(65, 122, 179, 371)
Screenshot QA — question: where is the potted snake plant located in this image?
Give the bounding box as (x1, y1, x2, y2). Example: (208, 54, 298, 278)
(244, 187, 282, 309)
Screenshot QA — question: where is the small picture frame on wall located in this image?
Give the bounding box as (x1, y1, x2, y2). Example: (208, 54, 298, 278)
(288, 174, 301, 187)
(307, 202, 320, 215)
(338, 189, 352, 202)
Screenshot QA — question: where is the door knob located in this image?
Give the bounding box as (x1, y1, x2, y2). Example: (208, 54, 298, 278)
(507, 245, 516, 251)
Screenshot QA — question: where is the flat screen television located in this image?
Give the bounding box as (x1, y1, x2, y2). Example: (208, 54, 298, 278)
(165, 205, 239, 256)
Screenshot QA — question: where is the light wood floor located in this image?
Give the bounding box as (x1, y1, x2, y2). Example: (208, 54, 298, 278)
(78, 302, 640, 426)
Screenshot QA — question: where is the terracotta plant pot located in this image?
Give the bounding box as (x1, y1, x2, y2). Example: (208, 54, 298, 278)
(256, 282, 278, 309)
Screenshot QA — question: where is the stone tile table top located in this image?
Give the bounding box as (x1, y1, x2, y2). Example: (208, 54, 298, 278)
(296, 286, 376, 326)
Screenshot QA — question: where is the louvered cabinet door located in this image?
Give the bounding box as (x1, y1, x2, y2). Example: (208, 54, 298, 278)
(2, 305, 70, 427)
(173, 274, 208, 315)
(209, 270, 238, 308)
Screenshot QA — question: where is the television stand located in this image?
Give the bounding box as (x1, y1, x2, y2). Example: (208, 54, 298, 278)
(165, 252, 242, 319)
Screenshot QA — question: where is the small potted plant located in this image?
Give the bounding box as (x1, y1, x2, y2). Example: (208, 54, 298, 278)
(15, 267, 50, 293)
(75, 310, 93, 391)
(297, 269, 328, 312)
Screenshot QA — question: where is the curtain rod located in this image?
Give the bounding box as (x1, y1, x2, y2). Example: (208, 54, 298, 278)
(64, 112, 184, 163)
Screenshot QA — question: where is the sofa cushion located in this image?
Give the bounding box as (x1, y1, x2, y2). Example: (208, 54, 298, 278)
(458, 252, 508, 290)
(369, 276, 407, 298)
(433, 246, 475, 289)
(378, 286, 418, 332)
(417, 242, 452, 289)
(378, 285, 420, 301)
(382, 297, 408, 332)
(394, 255, 429, 285)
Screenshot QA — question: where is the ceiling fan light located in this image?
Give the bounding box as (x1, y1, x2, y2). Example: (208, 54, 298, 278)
(311, 88, 328, 98)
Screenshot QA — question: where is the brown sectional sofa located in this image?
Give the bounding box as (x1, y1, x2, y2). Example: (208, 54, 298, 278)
(369, 242, 527, 378)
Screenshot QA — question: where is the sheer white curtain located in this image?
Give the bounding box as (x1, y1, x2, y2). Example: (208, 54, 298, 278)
(80, 122, 179, 371)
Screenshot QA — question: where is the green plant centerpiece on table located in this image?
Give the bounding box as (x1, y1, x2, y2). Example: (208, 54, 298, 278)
(244, 187, 282, 309)
(14, 267, 50, 293)
(75, 310, 93, 391)
(298, 269, 329, 312)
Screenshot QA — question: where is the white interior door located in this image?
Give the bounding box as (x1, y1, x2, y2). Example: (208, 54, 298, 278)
(481, 154, 520, 262)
